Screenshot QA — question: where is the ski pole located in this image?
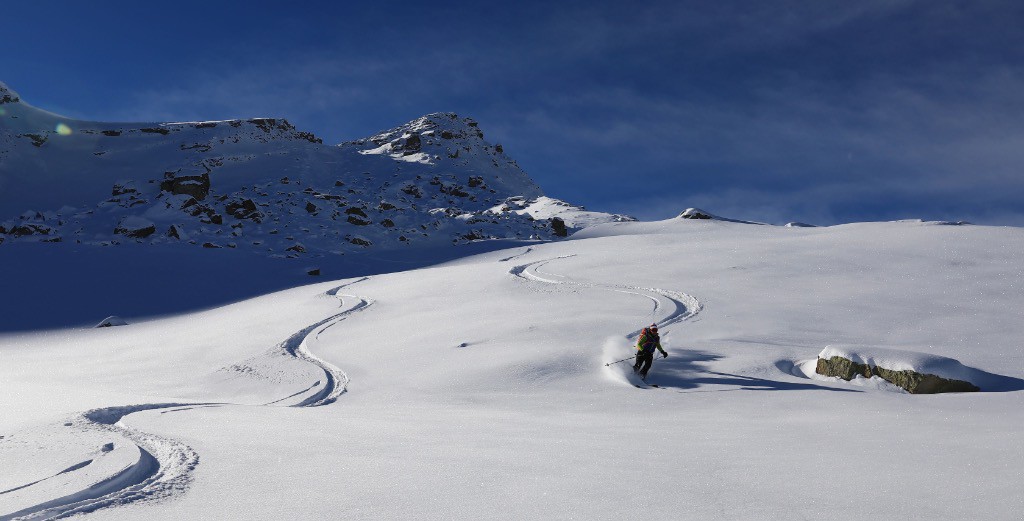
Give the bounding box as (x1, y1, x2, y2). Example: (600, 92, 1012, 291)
(604, 356, 635, 367)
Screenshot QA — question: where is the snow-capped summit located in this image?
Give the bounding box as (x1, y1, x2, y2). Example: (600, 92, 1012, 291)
(678, 207, 716, 220)
(0, 82, 625, 256)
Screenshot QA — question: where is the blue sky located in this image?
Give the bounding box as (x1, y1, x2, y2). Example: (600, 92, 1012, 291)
(4, 1, 1023, 225)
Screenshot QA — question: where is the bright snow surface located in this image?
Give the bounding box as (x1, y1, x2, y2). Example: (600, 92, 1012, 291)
(2, 218, 1023, 519)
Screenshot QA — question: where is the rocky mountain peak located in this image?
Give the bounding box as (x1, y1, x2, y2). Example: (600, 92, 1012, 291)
(0, 86, 627, 257)
(0, 81, 21, 104)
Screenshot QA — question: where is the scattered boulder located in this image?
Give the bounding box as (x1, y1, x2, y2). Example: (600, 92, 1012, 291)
(22, 133, 47, 147)
(114, 217, 156, 239)
(161, 172, 211, 201)
(7, 223, 53, 237)
(401, 184, 423, 198)
(307, 268, 321, 276)
(551, 217, 568, 237)
(346, 235, 372, 247)
(167, 224, 188, 240)
(816, 355, 980, 394)
(225, 199, 263, 222)
(111, 181, 138, 197)
(401, 133, 422, 155)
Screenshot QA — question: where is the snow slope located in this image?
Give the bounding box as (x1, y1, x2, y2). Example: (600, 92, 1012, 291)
(2, 217, 1023, 520)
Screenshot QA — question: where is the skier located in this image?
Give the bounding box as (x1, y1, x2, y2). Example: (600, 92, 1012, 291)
(633, 323, 668, 380)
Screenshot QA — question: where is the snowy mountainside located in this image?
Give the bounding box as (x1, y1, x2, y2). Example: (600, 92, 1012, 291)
(0, 81, 631, 256)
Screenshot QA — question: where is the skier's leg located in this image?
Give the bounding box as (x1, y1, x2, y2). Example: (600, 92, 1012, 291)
(633, 352, 643, 373)
(640, 353, 653, 378)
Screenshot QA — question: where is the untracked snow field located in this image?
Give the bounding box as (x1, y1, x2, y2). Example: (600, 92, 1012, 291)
(2, 218, 1023, 520)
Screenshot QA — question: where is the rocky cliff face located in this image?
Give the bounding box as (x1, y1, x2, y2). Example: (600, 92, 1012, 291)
(0, 82, 631, 257)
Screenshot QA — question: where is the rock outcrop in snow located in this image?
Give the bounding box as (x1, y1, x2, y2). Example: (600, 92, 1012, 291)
(0, 83, 627, 257)
(815, 346, 980, 393)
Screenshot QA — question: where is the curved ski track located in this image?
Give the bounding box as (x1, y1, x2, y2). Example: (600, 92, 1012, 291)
(4, 279, 373, 520)
(510, 256, 702, 339)
(274, 279, 374, 407)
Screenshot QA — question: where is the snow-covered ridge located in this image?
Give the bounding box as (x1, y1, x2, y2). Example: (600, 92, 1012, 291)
(0, 82, 626, 257)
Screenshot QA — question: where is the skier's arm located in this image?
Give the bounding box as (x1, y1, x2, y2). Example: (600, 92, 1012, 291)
(657, 342, 668, 357)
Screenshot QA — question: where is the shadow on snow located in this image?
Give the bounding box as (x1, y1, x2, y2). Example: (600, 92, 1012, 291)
(641, 349, 861, 393)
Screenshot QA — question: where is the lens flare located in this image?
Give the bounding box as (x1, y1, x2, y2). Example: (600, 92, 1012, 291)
(55, 123, 73, 136)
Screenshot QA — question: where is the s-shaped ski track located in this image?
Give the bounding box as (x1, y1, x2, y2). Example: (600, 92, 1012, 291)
(510, 256, 702, 339)
(272, 278, 374, 407)
(3, 279, 374, 520)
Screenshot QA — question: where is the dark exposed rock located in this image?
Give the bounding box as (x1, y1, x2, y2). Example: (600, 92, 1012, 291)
(348, 215, 371, 226)
(378, 201, 396, 211)
(286, 243, 306, 253)
(305, 202, 319, 215)
(161, 172, 211, 201)
(307, 268, 321, 276)
(167, 225, 183, 239)
(346, 236, 372, 246)
(202, 242, 221, 248)
(815, 356, 980, 394)
(440, 183, 469, 197)
(295, 131, 322, 144)
(140, 127, 170, 135)
(381, 218, 395, 228)
(401, 184, 423, 198)
(679, 208, 713, 220)
(112, 182, 138, 197)
(494, 144, 503, 154)
(551, 217, 568, 237)
(460, 230, 487, 241)
(467, 176, 485, 188)
(402, 133, 422, 155)
(22, 133, 47, 147)
(345, 207, 368, 218)
(101, 130, 121, 137)
(226, 199, 263, 222)
(114, 218, 156, 239)
(9, 223, 52, 237)
(180, 143, 212, 152)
